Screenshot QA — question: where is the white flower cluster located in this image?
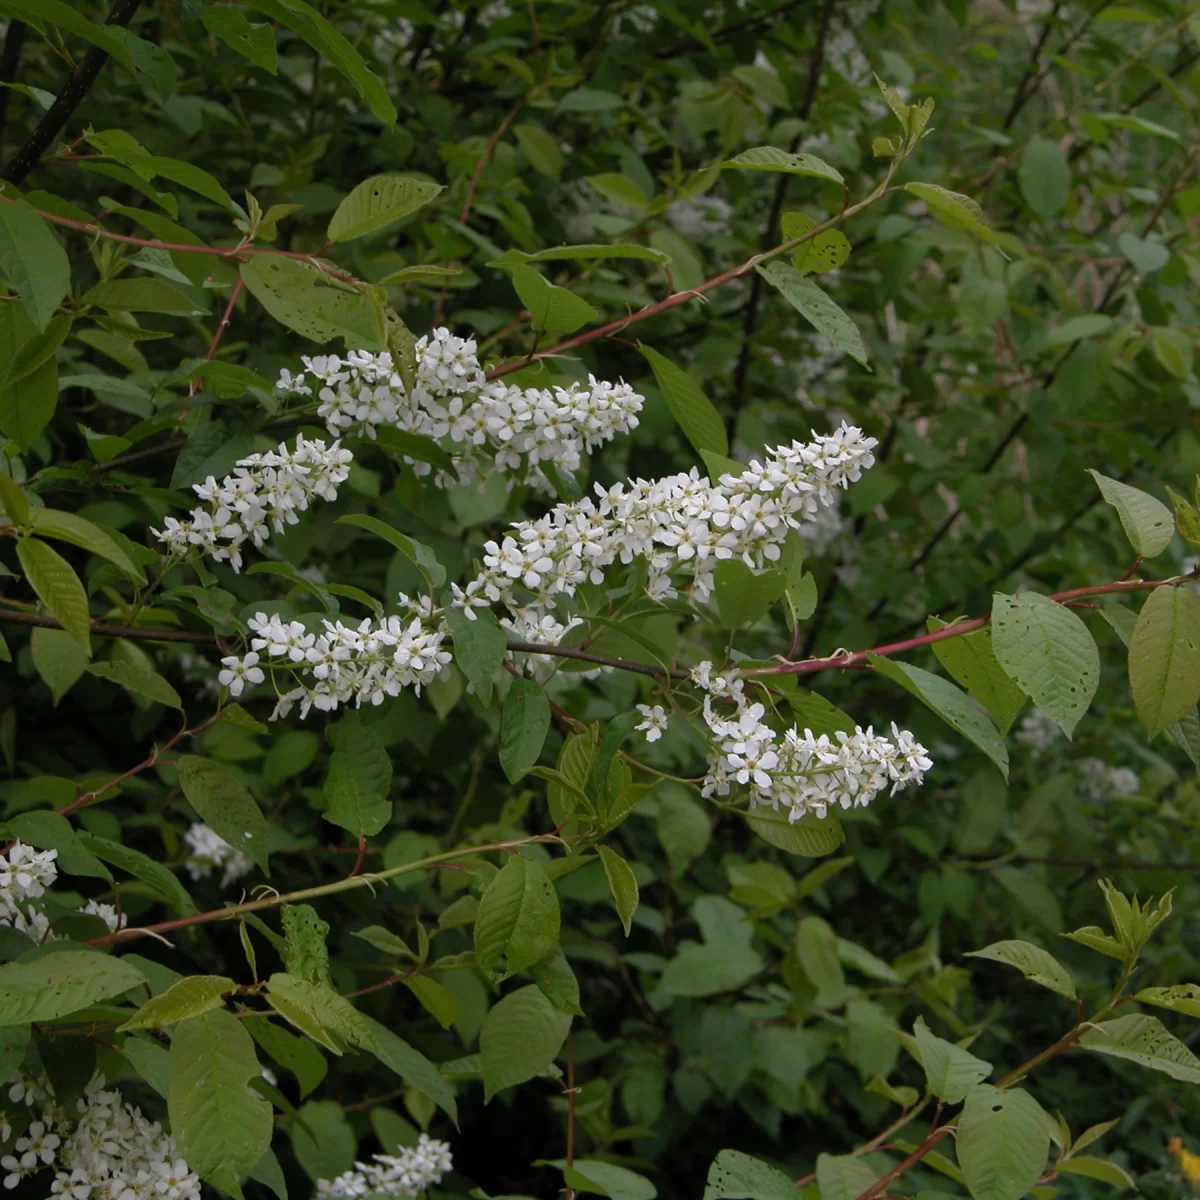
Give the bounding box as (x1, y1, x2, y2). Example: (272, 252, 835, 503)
(275, 329, 644, 497)
(183, 823, 254, 888)
(1, 1073, 199, 1200)
(635, 704, 668, 742)
(244, 597, 452, 719)
(691, 663, 932, 819)
(667, 194, 733, 239)
(152, 435, 352, 571)
(1077, 758, 1141, 803)
(455, 422, 878, 629)
(316, 1134, 452, 1200)
(1015, 708, 1062, 754)
(0, 844, 122, 944)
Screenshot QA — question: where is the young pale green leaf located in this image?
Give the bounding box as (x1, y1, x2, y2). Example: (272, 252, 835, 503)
(904, 182, 1001, 247)
(1062, 924, 1126, 960)
(964, 940, 1076, 999)
(118, 975, 234, 1031)
(87, 660, 182, 710)
(402, 976, 461, 1031)
(0, 194, 70, 331)
(928, 620, 1025, 734)
(201, 7, 278, 72)
(755, 261, 869, 365)
(1056, 1156, 1135, 1190)
(1071, 1119, 1121, 1156)
(713, 559, 788, 628)
(865, 1075, 919, 1107)
(991, 592, 1099, 737)
(240, 0, 395, 123)
(815, 1153, 877, 1200)
(26, 508, 143, 583)
(177, 754, 271, 875)
(443, 606, 507, 707)
(780, 212, 851, 275)
(1127, 586, 1200, 736)
(499, 678, 550, 783)
(239, 257, 388, 350)
(16, 537, 90, 654)
(327, 175, 442, 243)
(1018, 139, 1070, 218)
(640, 344, 728, 457)
(1080, 1014, 1200, 1081)
(474, 855, 561, 979)
(335, 513, 446, 589)
(746, 808, 844, 856)
(512, 123, 563, 177)
(703, 1150, 797, 1200)
(1167, 487, 1200, 550)
(795, 915, 845, 995)
(1087, 471, 1174, 557)
(168, 1009, 274, 1194)
(867, 655, 1009, 780)
(480, 983, 572, 1102)
(722, 146, 844, 185)
(510, 264, 598, 335)
(0, 951, 145, 1024)
(597, 844, 639, 936)
(912, 1015, 992, 1102)
(1134, 983, 1200, 1018)
(957, 1084, 1051, 1200)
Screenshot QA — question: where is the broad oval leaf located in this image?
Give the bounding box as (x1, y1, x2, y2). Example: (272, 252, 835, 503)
(480, 984, 572, 1102)
(474, 855, 561, 979)
(1079, 1014, 1200, 1082)
(510, 264, 598, 335)
(722, 146, 844, 185)
(703, 1150, 796, 1200)
(640, 344, 728, 458)
(746, 808, 844, 856)
(964, 939, 1076, 999)
(1127, 586, 1200, 736)
(177, 754, 271, 875)
(1088, 471, 1174, 557)
(912, 1015, 993, 1102)
(957, 1084, 1051, 1200)
(327, 174, 443, 243)
(755, 262, 869, 366)
(17, 537, 91, 653)
(0, 951, 146, 1024)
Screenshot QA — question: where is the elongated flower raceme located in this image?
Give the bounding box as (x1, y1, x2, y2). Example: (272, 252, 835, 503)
(152, 436, 352, 571)
(0, 843, 123, 944)
(315, 1134, 452, 1199)
(276, 328, 644, 494)
(692, 664, 933, 821)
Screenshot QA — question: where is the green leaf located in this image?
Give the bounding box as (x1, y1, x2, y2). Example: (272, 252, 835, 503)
(358, 1014, 457, 1122)
(554, 1161, 657, 1200)
(640, 344, 728, 458)
(957, 1085, 1050, 1200)
(513, 123, 563, 177)
(912, 1015, 993, 1102)
(84, 278, 203, 314)
(493, 243, 669, 266)
(26, 508, 143, 582)
(169, 1009, 274, 1194)
(868, 655, 1009, 779)
(31, 627, 89, 705)
(1151, 327, 1192, 379)
(0, 0, 138, 67)
(510, 265, 597, 335)
(282, 905, 332, 987)
(177, 755, 271, 875)
(0, 320, 57, 452)
(781, 212, 851, 275)
(1062, 925, 1126, 960)
(746, 808, 844, 856)
(1079, 1014, 1200, 1081)
(444, 606, 507, 707)
(266, 972, 374, 1053)
(1134, 983, 1200, 1018)
(1032, 314, 1114, 351)
(526, 947, 584, 1016)
(0, 193, 70, 330)
(755, 262, 869, 367)
(713, 559, 788, 628)
(290, 1099, 355, 1183)
(1018, 139, 1070, 218)
(1056, 1156, 1135, 1190)
(965, 940, 1076, 1000)
(474, 855, 561, 980)
(323, 711, 393, 837)
(404, 975, 462, 1030)
(335, 514, 446, 589)
(118, 975, 234, 1031)
(480, 983, 572, 1102)
(201, 7, 277, 72)
(5, 810, 109, 880)
(240, 0, 395, 123)
(239, 258, 387, 350)
(17, 537, 90, 653)
(991, 592, 1100, 738)
(327, 175, 442, 243)
(704, 1149, 797, 1200)
(79, 833, 197, 915)
(1087, 471, 1174, 557)
(500, 678, 550, 783)
(0, 951, 145, 1023)
(928, 620, 1025, 734)
(815, 1153, 877, 1200)
(1128, 586, 1200, 737)
(249, 1020, 329, 1099)
(795, 915, 845, 995)
(87, 660, 182, 710)
(597, 845, 639, 936)
(373, 426, 457, 475)
(657, 942, 764, 997)
(722, 146, 844, 185)
(904, 182, 1001, 246)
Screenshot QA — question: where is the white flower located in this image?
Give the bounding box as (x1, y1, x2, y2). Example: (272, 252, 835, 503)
(183, 824, 254, 887)
(217, 652, 264, 698)
(635, 704, 669, 742)
(1016, 708, 1062, 754)
(315, 1134, 452, 1199)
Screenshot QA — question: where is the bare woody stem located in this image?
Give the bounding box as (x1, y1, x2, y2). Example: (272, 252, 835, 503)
(89, 833, 559, 947)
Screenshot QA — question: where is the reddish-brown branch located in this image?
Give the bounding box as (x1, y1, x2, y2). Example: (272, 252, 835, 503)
(460, 100, 526, 225)
(0, 609, 215, 643)
(190, 277, 245, 397)
(855, 1126, 955, 1200)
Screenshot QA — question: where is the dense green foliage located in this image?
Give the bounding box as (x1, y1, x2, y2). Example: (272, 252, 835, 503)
(0, 3, 1198, 1200)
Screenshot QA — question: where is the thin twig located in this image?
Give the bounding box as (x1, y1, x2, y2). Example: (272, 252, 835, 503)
(1001, 2, 1062, 130)
(0, 21, 27, 147)
(189, 278, 245, 397)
